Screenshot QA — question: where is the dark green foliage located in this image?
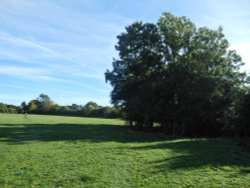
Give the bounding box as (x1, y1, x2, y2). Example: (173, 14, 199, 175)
(105, 12, 248, 137)
(105, 22, 164, 128)
(238, 88, 250, 136)
(21, 101, 28, 113)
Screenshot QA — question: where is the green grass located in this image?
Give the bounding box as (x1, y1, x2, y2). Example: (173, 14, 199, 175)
(0, 113, 250, 188)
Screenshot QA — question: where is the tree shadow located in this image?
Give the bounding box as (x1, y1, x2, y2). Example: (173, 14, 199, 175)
(1, 123, 250, 172)
(129, 139, 250, 171)
(240, 169, 250, 174)
(0, 123, 167, 144)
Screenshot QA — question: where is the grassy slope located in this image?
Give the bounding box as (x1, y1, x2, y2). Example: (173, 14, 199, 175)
(0, 113, 250, 188)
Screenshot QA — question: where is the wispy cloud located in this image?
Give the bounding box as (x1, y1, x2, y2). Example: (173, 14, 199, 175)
(0, 0, 130, 85)
(0, 65, 59, 81)
(0, 31, 102, 72)
(0, 64, 109, 93)
(0, 83, 34, 91)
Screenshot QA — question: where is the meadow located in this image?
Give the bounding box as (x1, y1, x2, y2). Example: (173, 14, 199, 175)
(0, 113, 250, 187)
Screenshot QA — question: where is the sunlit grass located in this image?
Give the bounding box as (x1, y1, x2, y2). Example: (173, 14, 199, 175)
(0, 113, 250, 187)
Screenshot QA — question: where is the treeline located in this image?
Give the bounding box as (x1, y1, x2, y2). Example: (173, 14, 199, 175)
(0, 94, 123, 119)
(105, 12, 250, 137)
(0, 103, 22, 114)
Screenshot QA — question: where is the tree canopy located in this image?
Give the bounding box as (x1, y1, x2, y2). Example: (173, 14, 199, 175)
(105, 12, 249, 137)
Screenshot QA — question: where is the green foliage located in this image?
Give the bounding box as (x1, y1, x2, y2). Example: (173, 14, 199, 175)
(37, 94, 54, 113)
(0, 103, 20, 113)
(28, 99, 40, 113)
(105, 12, 247, 137)
(0, 103, 9, 113)
(1, 114, 250, 187)
(1, 94, 123, 119)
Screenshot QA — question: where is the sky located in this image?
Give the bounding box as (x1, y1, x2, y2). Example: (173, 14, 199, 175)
(0, 0, 250, 106)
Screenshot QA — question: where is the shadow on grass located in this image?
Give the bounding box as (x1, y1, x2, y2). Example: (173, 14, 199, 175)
(0, 123, 166, 144)
(1, 123, 250, 171)
(129, 139, 250, 171)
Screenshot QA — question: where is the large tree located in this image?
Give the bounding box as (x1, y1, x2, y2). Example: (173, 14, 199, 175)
(106, 21, 164, 128)
(105, 12, 247, 136)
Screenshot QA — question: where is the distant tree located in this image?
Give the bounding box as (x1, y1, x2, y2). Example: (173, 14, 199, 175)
(83, 102, 101, 117)
(21, 101, 28, 113)
(37, 94, 54, 113)
(6, 105, 18, 113)
(49, 104, 60, 115)
(84, 102, 99, 108)
(0, 103, 8, 113)
(0, 103, 20, 113)
(60, 106, 71, 115)
(0, 94, 126, 119)
(71, 104, 82, 111)
(28, 100, 40, 113)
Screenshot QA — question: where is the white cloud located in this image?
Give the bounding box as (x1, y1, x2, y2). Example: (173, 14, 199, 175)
(0, 65, 59, 81)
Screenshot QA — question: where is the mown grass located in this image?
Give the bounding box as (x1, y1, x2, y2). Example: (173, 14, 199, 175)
(0, 113, 250, 187)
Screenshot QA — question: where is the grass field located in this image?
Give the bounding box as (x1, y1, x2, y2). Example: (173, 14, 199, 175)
(0, 113, 250, 187)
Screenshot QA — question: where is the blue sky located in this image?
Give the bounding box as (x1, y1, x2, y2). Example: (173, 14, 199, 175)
(0, 0, 250, 106)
